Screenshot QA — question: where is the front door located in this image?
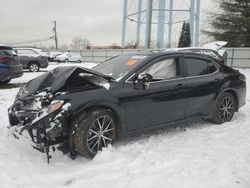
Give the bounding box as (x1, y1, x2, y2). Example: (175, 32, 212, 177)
(121, 56, 187, 132)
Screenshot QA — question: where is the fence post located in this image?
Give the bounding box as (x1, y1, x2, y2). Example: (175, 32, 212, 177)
(91, 50, 94, 62)
(231, 48, 235, 67)
(105, 49, 108, 61)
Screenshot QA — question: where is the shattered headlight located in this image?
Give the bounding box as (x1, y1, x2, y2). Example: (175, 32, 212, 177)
(47, 100, 64, 114)
(31, 100, 64, 125)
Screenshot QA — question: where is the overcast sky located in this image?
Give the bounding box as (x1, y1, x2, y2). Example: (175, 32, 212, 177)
(0, 0, 215, 48)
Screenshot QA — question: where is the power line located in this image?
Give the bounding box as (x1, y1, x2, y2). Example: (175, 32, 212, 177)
(6, 21, 51, 32)
(9, 36, 54, 45)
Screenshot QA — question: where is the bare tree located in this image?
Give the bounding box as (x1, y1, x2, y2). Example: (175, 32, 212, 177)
(70, 36, 90, 51)
(60, 44, 69, 50)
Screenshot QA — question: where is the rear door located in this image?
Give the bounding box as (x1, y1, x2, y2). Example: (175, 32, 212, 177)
(183, 56, 220, 119)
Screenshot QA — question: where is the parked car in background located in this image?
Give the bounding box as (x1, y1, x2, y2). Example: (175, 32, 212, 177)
(9, 51, 246, 161)
(166, 41, 228, 64)
(47, 51, 62, 62)
(0, 44, 23, 84)
(14, 48, 48, 72)
(55, 52, 82, 63)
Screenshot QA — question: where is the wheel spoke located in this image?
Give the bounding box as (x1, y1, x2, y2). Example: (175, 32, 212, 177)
(96, 119, 102, 130)
(102, 137, 107, 147)
(97, 139, 100, 150)
(101, 116, 106, 130)
(101, 135, 112, 141)
(91, 139, 99, 151)
(103, 120, 112, 132)
(103, 127, 114, 133)
(89, 129, 99, 135)
(87, 134, 98, 142)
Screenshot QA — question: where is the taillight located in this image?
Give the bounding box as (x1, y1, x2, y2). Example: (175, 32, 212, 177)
(0, 57, 11, 64)
(239, 74, 246, 82)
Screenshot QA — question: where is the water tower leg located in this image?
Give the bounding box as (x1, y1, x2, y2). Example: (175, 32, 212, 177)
(157, 0, 166, 49)
(136, 0, 142, 49)
(121, 0, 128, 48)
(194, 0, 201, 47)
(145, 0, 153, 49)
(190, 0, 195, 47)
(167, 0, 173, 48)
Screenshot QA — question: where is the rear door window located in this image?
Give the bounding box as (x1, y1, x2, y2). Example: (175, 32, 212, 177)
(184, 58, 211, 77)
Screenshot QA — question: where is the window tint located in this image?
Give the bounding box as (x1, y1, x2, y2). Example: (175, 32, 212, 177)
(0, 50, 5, 56)
(184, 58, 209, 77)
(0, 50, 16, 56)
(17, 49, 38, 55)
(143, 58, 180, 81)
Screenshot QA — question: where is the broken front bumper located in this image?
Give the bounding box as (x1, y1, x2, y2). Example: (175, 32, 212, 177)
(8, 103, 70, 162)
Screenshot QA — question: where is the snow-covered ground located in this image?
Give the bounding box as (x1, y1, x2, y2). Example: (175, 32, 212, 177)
(0, 63, 250, 188)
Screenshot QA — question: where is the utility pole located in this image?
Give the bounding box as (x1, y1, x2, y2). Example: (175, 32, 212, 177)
(53, 20, 58, 49)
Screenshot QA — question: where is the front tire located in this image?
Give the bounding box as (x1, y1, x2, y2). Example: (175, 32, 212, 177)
(74, 109, 117, 159)
(211, 92, 236, 124)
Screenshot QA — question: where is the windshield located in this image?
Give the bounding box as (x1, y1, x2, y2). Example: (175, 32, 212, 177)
(92, 54, 147, 80)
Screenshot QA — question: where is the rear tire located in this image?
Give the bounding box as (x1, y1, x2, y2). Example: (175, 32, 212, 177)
(28, 63, 40, 72)
(210, 92, 236, 124)
(74, 109, 117, 159)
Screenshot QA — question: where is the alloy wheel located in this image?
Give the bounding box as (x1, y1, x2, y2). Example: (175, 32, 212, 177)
(218, 96, 235, 122)
(87, 115, 115, 154)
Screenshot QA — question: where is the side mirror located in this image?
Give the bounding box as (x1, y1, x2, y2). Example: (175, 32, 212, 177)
(134, 73, 152, 89)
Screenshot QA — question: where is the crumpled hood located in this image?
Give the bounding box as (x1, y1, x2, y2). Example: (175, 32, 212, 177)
(19, 66, 112, 98)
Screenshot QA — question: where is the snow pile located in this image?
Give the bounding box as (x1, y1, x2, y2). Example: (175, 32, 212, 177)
(0, 65, 250, 188)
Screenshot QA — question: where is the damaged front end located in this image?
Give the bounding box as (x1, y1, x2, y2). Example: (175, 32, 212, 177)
(8, 66, 113, 162)
(9, 89, 71, 162)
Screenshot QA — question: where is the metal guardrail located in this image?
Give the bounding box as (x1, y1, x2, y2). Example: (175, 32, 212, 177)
(78, 48, 250, 68)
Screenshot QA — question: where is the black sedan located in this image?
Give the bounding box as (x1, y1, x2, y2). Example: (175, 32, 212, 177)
(8, 51, 246, 161)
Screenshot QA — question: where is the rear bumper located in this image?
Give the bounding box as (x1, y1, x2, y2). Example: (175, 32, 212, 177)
(237, 86, 246, 109)
(0, 64, 23, 81)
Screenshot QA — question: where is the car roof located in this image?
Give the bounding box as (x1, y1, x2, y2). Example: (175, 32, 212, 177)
(0, 44, 13, 50)
(132, 50, 213, 59)
(165, 47, 217, 52)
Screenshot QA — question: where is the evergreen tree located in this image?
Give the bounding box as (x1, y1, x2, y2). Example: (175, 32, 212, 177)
(205, 0, 250, 47)
(178, 21, 191, 48)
